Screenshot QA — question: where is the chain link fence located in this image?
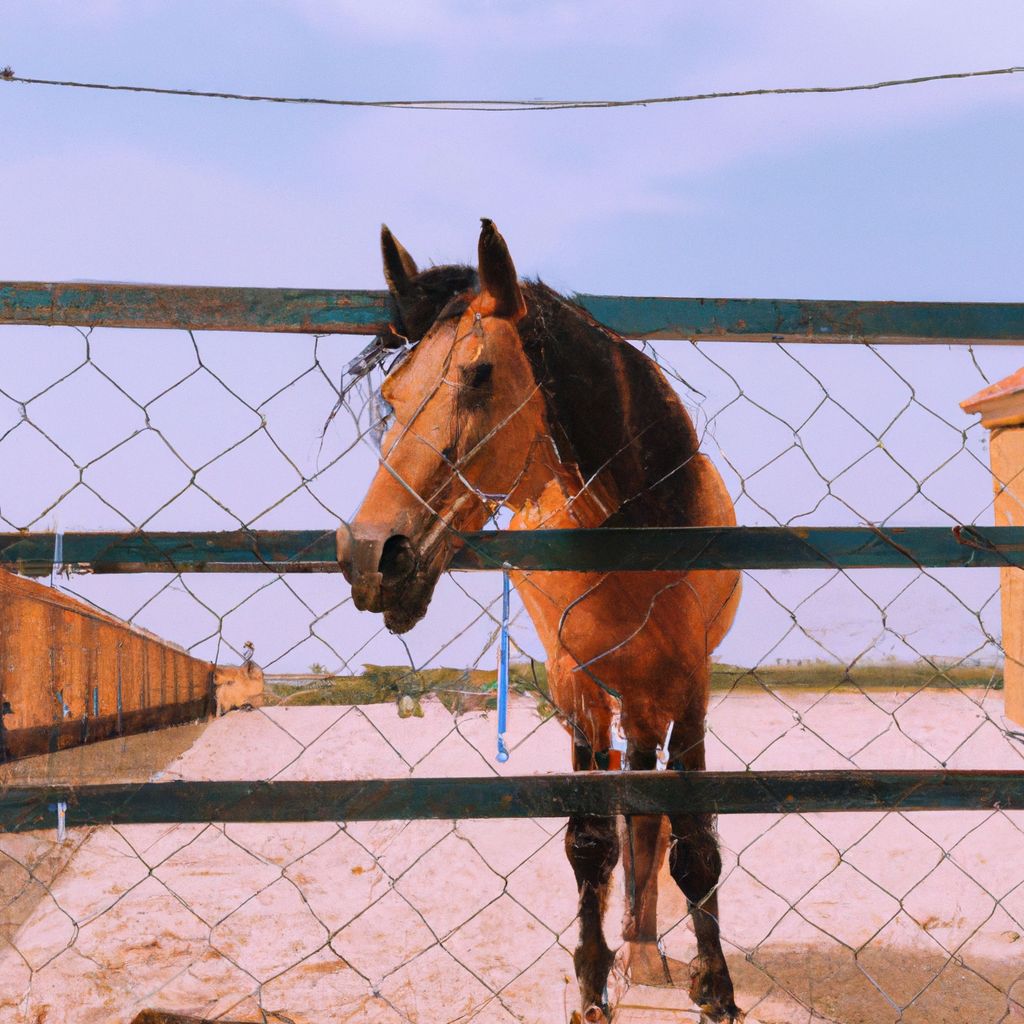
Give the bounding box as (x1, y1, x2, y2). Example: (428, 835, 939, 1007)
(2, 316, 1024, 1023)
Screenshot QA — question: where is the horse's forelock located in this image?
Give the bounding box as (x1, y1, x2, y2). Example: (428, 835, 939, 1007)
(393, 264, 478, 341)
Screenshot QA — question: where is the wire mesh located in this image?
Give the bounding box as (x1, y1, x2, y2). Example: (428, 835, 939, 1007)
(1, 316, 1024, 1024)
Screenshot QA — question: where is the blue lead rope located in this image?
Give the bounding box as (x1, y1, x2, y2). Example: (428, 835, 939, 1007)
(496, 566, 511, 763)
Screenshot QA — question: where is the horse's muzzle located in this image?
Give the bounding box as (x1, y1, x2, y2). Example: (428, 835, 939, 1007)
(337, 520, 423, 625)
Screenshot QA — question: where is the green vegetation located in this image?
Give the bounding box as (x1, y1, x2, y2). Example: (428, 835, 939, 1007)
(266, 658, 1001, 711)
(266, 661, 555, 716)
(711, 659, 1001, 693)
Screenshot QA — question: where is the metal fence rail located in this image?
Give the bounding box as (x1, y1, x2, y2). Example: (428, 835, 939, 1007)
(5, 525, 1024, 574)
(3, 771, 1024, 832)
(4, 280, 1024, 342)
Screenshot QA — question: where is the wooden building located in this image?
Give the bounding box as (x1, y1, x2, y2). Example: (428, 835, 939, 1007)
(0, 569, 213, 762)
(962, 369, 1024, 725)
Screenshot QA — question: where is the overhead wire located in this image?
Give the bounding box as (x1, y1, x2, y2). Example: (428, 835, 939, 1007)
(1, 63, 1022, 112)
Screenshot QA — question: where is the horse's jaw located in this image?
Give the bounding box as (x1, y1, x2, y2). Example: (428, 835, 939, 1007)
(380, 569, 441, 633)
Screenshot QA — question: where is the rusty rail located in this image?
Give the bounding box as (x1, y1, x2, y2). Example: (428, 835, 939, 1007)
(3, 282, 1024, 342)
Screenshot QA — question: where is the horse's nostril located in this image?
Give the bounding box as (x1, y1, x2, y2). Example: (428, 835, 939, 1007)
(378, 535, 416, 581)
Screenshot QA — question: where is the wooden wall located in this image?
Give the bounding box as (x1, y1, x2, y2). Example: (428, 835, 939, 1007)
(0, 570, 213, 763)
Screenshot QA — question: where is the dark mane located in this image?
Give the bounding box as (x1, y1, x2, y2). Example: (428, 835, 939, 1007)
(391, 264, 478, 340)
(518, 282, 702, 527)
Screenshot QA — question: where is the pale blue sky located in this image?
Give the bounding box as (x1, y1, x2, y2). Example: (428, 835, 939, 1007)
(3, 2, 1024, 674)
(5, 2, 1024, 295)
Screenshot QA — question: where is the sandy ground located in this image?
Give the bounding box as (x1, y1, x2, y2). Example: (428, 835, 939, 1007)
(1, 687, 1023, 1024)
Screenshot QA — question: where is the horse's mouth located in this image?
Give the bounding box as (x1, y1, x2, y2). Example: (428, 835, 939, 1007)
(339, 529, 447, 634)
(381, 577, 437, 634)
(378, 535, 444, 634)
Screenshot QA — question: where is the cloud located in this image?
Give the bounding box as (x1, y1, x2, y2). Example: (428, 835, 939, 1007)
(281, 0, 688, 48)
(240, 0, 1024, 281)
(4, 0, 1022, 291)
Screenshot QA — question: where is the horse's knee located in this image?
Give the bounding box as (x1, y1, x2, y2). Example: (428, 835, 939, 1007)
(669, 819, 722, 895)
(565, 816, 620, 887)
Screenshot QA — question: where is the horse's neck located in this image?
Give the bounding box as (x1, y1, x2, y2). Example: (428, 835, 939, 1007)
(506, 440, 734, 532)
(508, 446, 614, 530)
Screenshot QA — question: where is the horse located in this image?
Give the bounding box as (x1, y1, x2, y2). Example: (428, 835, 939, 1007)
(337, 220, 742, 1024)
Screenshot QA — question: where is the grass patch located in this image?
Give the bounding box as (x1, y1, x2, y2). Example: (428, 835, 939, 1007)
(712, 660, 1001, 692)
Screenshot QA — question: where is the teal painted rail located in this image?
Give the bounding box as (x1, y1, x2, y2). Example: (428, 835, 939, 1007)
(1, 771, 1021, 830)
(1, 526, 1021, 574)
(0, 283, 389, 335)
(3, 282, 1024, 342)
(578, 294, 1024, 344)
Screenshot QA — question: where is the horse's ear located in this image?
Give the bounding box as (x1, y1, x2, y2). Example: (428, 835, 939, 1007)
(478, 219, 526, 321)
(381, 225, 418, 297)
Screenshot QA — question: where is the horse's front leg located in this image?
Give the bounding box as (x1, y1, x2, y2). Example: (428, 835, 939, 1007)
(566, 739, 620, 1024)
(668, 739, 740, 1023)
(620, 745, 672, 985)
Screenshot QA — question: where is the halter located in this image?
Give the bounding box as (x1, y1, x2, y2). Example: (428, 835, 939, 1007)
(321, 324, 415, 452)
(341, 323, 413, 395)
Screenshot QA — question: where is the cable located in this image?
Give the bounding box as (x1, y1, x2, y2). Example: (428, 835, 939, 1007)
(1, 63, 1021, 113)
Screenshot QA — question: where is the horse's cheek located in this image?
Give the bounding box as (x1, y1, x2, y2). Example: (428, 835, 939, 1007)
(487, 403, 548, 492)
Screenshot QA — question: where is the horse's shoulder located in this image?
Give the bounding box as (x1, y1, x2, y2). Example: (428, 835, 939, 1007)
(689, 453, 737, 527)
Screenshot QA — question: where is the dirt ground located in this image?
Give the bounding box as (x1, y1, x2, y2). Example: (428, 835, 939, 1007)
(1, 687, 1023, 1023)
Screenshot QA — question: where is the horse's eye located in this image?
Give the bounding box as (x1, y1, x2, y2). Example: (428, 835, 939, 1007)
(463, 362, 493, 391)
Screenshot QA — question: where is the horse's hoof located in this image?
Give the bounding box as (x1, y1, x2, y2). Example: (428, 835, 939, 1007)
(568, 1005, 610, 1024)
(696, 999, 744, 1023)
(690, 955, 742, 1023)
(698, 1003, 745, 1024)
(697, 1006, 743, 1024)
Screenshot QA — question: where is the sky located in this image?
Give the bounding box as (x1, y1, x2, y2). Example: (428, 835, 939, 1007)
(3, 1, 1024, 677)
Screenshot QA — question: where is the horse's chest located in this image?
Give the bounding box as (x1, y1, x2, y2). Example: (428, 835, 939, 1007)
(514, 570, 712, 667)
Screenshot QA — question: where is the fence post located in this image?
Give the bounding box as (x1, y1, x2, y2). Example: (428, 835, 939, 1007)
(962, 370, 1024, 725)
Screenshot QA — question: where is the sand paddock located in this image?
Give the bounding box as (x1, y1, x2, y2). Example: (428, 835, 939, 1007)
(2, 687, 1023, 1023)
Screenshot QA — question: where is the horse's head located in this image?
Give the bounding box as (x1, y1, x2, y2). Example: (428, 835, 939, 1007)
(337, 220, 548, 633)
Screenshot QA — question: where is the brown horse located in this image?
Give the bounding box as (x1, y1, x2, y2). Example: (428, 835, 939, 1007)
(337, 221, 742, 1023)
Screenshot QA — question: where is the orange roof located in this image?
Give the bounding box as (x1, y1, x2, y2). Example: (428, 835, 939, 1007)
(962, 367, 1024, 412)
(961, 366, 1024, 427)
